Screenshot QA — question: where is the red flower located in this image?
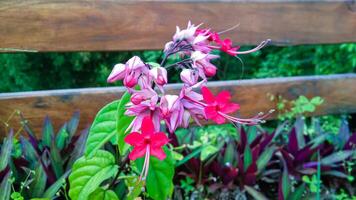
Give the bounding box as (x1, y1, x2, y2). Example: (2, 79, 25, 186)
(218, 39, 240, 56)
(201, 86, 240, 124)
(125, 116, 169, 160)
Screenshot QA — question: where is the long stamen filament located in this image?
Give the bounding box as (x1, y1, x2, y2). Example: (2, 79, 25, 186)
(233, 39, 271, 55)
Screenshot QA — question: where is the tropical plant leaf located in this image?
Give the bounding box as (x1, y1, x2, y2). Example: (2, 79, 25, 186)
(0, 130, 13, 171)
(0, 171, 11, 200)
(244, 145, 252, 172)
(66, 128, 89, 171)
(85, 100, 119, 157)
(320, 150, 354, 166)
(126, 177, 145, 200)
(69, 150, 118, 200)
(88, 188, 119, 200)
(43, 170, 70, 198)
(30, 164, 47, 198)
(67, 111, 80, 139)
(256, 146, 276, 172)
(289, 183, 305, 200)
(176, 146, 203, 167)
(244, 185, 268, 200)
(42, 116, 54, 148)
(136, 147, 175, 200)
(117, 92, 134, 155)
(55, 123, 69, 150)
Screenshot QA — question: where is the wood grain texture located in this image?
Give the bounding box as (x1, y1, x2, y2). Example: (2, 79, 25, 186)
(1, 74, 356, 137)
(0, 0, 355, 52)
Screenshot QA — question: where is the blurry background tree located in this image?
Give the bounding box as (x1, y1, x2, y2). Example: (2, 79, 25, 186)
(0, 43, 355, 92)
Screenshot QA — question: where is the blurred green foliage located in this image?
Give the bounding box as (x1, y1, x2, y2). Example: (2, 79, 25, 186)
(0, 43, 355, 92)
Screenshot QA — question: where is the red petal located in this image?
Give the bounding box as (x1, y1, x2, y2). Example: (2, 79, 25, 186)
(204, 106, 218, 119)
(129, 145, 146, 160)
(151, 132, 169, 147)
(201, 86, 216, 103)
(150, 146, 166, 160)
(220, 103, 240, 114)
(216, 91, 231, 105)
(141, 116, 155, 136)
(124, 132, 143, 146)
(213, 114, 226, 124)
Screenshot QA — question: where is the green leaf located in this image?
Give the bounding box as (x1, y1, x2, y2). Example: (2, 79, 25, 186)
(223, 141, 236, 166)
(55, 124, 69, 150)
(244, 145, 252, 172)
(281, 162, 290, 199)
(0, 130, 13, 171)
(85, 100, 120, 157)
(88, 188, 119, 200)
(244, 185, 268, 200)
(43, 170, 70, 198)
(30, 164, 47, 198)
(69, 150, 118, 200)
(310, 97, 324, 106)
(256, 146, 276, 172)
(136, 148, 175, 200)
(147, 62, 161, 68)
(50, 139, 63, 179)
(320, 150, 354, 166)
(0, 171, 11, 200)
(126, 177, 145, 200)
(200, 145, 218, 161)
(176, 147, 203, 167)
(171, 151, 184, 161)
(117, 92, 134, 155)
(42, 116, 54, 148)
(289, 183, 305, 200)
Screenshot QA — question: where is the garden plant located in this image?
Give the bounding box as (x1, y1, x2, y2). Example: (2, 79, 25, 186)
(0, 22, 355, 200)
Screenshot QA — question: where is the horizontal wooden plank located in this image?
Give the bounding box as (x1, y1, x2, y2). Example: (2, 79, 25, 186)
(0, 1, 355, 52)
(1, 74, 356, 137)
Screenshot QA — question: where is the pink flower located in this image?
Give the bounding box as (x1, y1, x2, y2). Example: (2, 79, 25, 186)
(107, 63, 126, 83)
(201, 86, 240, 124)
(160, 95, 184, 133)
(173, 21, 200, 42)
(218, 39, 240, 56)
(191, 51, 219, 78)
(125, 116, 169, 181)
(150, 66, 168, 86)
(125, 116, 169, 161)
(180, 69, 198, 86)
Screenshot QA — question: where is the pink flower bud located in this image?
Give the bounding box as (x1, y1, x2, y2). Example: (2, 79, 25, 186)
(150, 67, 168, 86)
(107, 63, 126, 83)
(131, 93, 145, 105)
(203, 64, 217, 77)
(124, 71, 139, 88)
(126, 56, 145, 71)
(180, 69, 198, 86)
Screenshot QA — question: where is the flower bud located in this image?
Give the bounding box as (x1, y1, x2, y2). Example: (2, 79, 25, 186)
(131, 93, 145, 105)
(203, 64, 217, 77)
(124, 71, 139, 88)
(150, 67, 168, 86)
(180, 69, 198, 86)
(107, 63, 126, 83)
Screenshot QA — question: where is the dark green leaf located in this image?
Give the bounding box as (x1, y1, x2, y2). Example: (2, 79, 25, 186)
(136, 147, 175, 200)
(43, 170, 70, 198)
(320, 150, 354, 166)
(244, 145, 252, 172)
(256, 146, 276, 172)
(30, 164, 47, 198)
(55, 123, 69, 150)
(0, 130, 13, 171)
(42, 116, 54, 148)
(244, 185, 268, 200)
(69, 150, 117, 200)
(289, 183, 305, 200)
(88, 188, 119, 200)
(0, 171, 11, 200)
(176, 146, 203, 167)
(85, 100, 120, 157)
(117, 92, 134, 154)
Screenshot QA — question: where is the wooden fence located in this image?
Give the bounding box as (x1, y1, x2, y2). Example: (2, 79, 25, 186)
(0, 0, 355, 136)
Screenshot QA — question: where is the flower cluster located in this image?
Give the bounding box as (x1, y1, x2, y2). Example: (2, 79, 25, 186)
(107, 22, 272, 180)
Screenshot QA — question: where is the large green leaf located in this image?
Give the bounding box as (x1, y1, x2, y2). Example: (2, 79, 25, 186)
(88, 188, 119, 200)
(117, 92, 134, 155)
(244, 185, 268, 200)
(85, 100, 119, 157)
(69, 150, 118, 200)
(135, 148, 175, 200)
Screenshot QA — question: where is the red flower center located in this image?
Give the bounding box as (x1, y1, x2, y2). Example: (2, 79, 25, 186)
(144, 136, 151, 144)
